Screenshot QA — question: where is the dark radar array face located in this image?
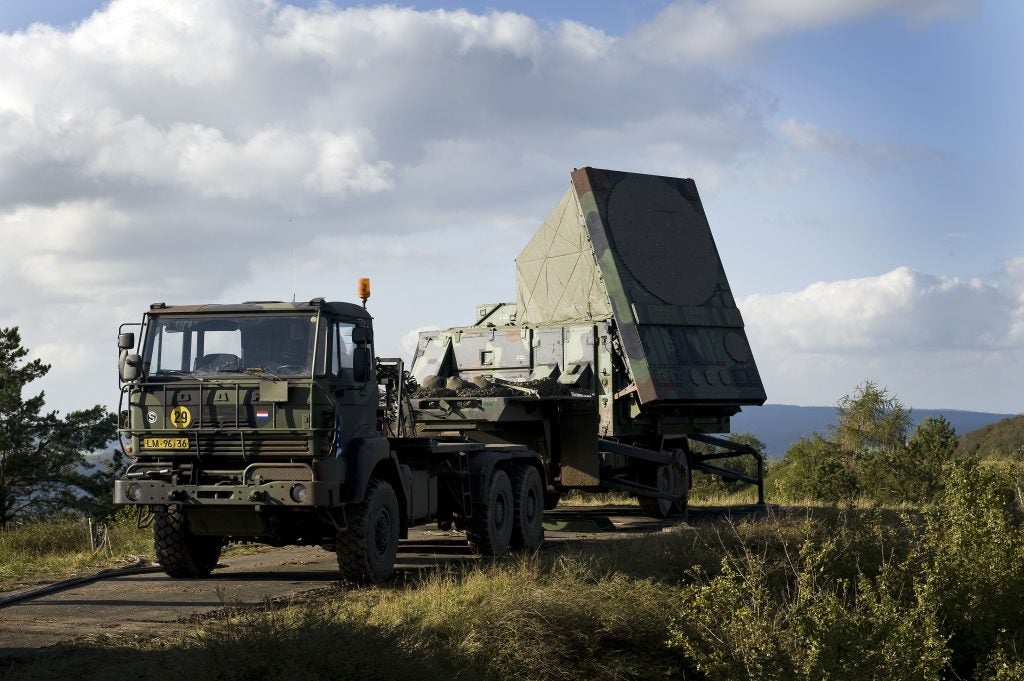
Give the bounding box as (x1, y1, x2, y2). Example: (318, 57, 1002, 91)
(605, 173, 720, 307)
(573, 167, 765, 407)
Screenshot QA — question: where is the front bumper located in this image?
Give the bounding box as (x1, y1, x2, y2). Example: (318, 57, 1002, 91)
(113, 478, 335, 507)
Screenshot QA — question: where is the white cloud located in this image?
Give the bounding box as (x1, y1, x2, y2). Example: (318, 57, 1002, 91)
(267, 5, 544, 65)
(401, 325, 441, 359)
(69, 0, 255, 86)
(739, 264, 1024, 410)
(741, 266, 1023, 351)
(777, 118, 946, 163)
(0, 1, 770, 211)
(0, 0, 1007, 416)
(555, 20, 615, 61)
(630, 0, 982, 61)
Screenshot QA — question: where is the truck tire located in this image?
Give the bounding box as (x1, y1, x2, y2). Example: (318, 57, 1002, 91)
(467, 468, 514, 556)
(336, 478, 400, 583)
(154, 508, 222, 578)
(510, 464, 544, 550)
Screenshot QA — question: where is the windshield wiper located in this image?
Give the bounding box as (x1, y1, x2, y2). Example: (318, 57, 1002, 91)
(241, 367, 282, 381)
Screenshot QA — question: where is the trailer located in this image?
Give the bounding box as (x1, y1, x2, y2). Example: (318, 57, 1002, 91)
(112, 167, 766, 583)
(409, 167, 767, 516)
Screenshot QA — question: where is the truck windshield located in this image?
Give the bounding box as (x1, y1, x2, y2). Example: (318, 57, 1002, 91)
(143, 314, 316, 377)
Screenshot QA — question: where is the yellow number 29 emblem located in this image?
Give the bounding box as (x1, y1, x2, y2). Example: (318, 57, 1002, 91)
(169, 406, 192, 429)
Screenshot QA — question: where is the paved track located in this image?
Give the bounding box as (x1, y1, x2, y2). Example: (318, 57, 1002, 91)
(0, 505, 766, 655)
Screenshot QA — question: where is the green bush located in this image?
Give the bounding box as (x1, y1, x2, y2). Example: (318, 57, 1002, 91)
(668, 519, 947, 681)
(915, 458, 1024, 678)
(770, 434, 858, 502)
(772, 383, 961, 505)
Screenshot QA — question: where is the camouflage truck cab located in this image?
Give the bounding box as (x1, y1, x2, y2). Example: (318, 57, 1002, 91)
(411, 168, 767, 515)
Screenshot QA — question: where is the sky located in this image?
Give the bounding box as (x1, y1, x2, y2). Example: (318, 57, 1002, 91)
(0, 0, 1020, 416)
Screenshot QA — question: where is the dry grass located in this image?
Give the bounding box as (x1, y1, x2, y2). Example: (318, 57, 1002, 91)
(0, 515, 805, 681)
(559, 490, 637, 507)
(0, 516, 152, 592)
(5, 468, 1024, 680)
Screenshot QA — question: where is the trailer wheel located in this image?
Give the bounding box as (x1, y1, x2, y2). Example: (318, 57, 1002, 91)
(154, 508, 222, 578)
(670, 449, 690, 517)
(467, 469, 514, 556)
(336, 478, 400, 583)
(510, 464, 545, 550)
(638, 462, 686, 519)
(637, 482, 672, 518)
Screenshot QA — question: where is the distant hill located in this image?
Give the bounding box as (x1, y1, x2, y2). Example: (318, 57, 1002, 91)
(957, 413, 1024, 458)
(731, 404, 1016, 459)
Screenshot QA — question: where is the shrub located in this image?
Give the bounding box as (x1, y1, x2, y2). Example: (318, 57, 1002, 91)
(669, 523, 948, 681)
(915, 458, 1024, 678)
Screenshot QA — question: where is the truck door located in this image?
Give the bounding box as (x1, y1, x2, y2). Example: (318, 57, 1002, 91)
(328, 318, 376, 437)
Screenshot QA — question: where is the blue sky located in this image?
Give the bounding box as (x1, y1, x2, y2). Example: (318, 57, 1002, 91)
(0, 0, 1020, 414)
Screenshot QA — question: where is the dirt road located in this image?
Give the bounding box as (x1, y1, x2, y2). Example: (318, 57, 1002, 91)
(0, 505, 759, 655)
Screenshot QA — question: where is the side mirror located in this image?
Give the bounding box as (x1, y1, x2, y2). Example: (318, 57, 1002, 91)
(353, 346, 372, 383)
(118, 332, 135, 350)
(119, 352, 141, 383)
(351, 326, 372, 345)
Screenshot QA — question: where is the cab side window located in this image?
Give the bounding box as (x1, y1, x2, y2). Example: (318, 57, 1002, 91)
(331, 322, 355, 377)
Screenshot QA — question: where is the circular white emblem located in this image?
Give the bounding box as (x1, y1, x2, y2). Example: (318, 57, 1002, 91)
(147, 411, 158, 424)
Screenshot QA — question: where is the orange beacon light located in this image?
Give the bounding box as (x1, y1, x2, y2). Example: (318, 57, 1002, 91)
(358, 278, 371, 307)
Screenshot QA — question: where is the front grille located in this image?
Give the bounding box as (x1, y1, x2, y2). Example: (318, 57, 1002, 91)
(196, 435, 310, 457)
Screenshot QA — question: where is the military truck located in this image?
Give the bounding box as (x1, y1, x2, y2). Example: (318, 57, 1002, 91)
(113, 167, 765, 583)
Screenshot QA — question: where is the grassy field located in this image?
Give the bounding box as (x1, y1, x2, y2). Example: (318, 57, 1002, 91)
(0, 515, 281, 593)
(0, 514, 152, 592)
(3, 461, 1023, 680)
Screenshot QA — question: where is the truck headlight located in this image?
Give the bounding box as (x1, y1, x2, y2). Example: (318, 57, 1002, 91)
(290, 484, 308, 503)
(127, 483, 143, 501)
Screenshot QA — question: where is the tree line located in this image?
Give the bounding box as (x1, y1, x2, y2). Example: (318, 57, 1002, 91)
(691, 380, 973, 505)
(771, 380, 962, 503)
(0, 327, 118, 526)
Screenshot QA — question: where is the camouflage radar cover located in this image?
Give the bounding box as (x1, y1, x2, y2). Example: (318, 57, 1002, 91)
(517, 167, 765, 407)
(515, 188, 613, 324)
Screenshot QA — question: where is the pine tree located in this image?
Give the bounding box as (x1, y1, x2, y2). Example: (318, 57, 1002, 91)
(0, 327, 117, 524)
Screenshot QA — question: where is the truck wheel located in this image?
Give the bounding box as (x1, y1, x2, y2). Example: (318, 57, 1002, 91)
(336, 478, 400, 583)
(154, 508, 222, 578)
(467, 468, 514, 556)
(510, 464, 544, 550)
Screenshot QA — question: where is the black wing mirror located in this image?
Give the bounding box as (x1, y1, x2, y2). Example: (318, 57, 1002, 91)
(351, 326, 373, 344)
(353, 346, 372, 383)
